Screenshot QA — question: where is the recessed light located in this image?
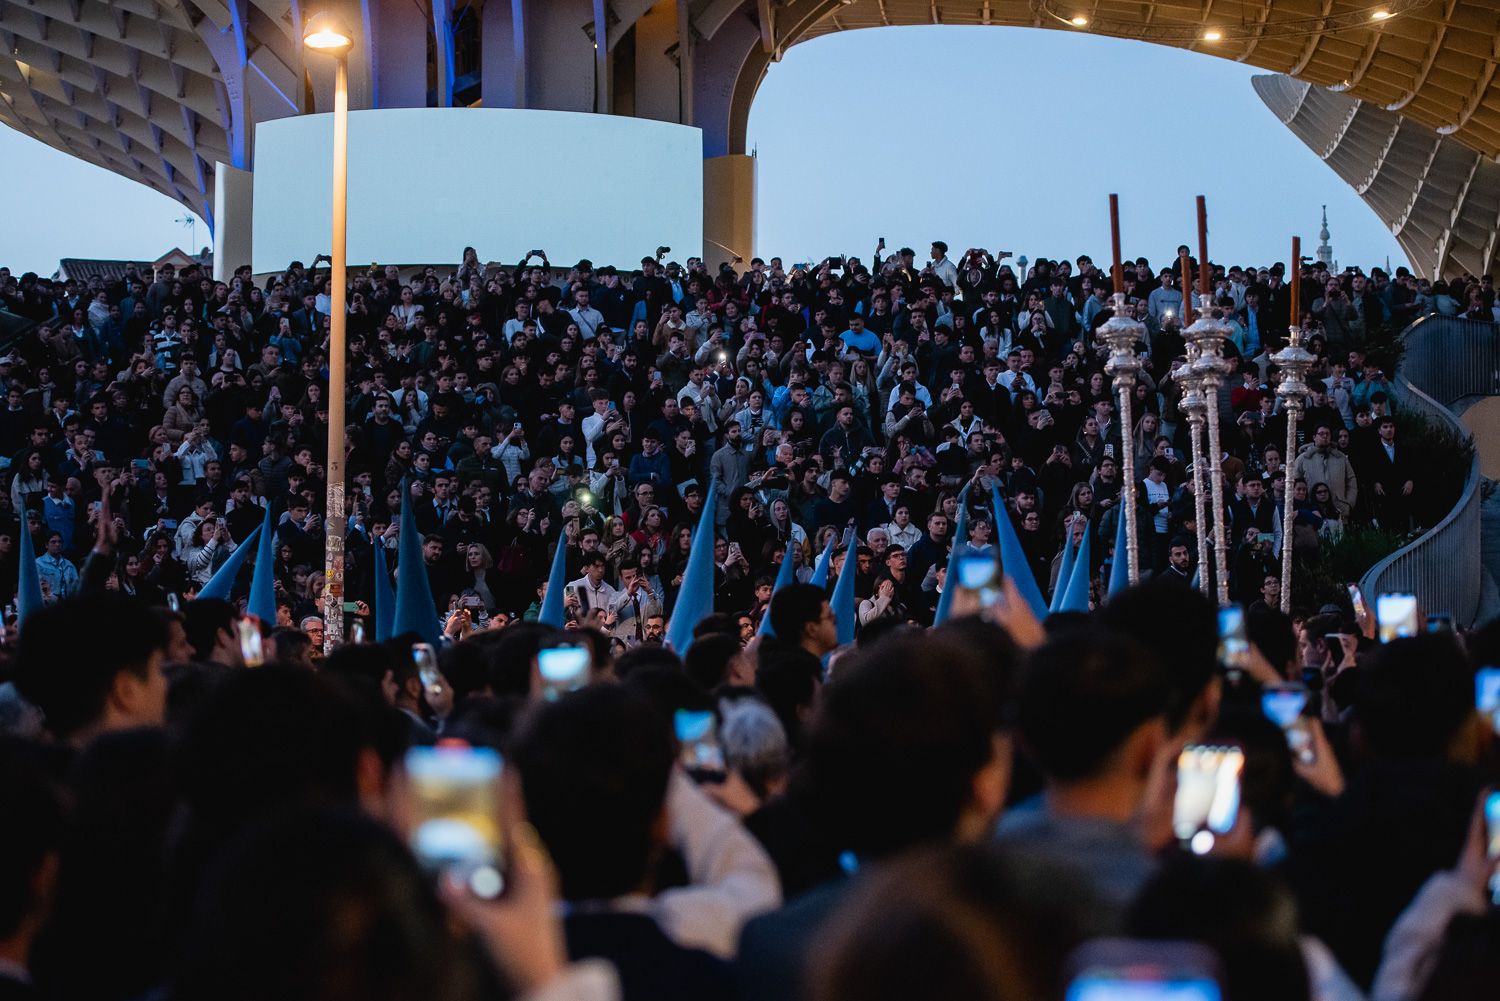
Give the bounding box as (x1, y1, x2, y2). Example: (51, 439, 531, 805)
(1070, 15, 1089, 27)
(1371, 9, 1392, 20)
(1202, 29, 1223, 41)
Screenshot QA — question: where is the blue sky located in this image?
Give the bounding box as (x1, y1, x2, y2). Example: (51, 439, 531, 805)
(0, 23, 1407, 276)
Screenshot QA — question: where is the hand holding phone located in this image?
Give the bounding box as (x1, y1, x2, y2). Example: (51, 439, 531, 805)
(1172, 744, 1244, 855)
(675, 709, 726, 783)
(404, 743, 505, 899)
(536, 645, 590, 702)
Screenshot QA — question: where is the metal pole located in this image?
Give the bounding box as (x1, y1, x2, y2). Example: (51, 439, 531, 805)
(323, 55, 349, 652)
(1202, 378, 1230, 606)
(1177, 345, 1212, 597)
(1100, 292, 1144, 584)
(1280, 412, 1298, 613)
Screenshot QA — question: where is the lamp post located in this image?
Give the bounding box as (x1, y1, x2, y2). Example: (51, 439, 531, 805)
(1272, 328, 1315, 614)
(1174, 345, 1213, 597)
(1098, 295, 1146, 584)
(304, 12, 352, 651)
(1184, 292, 1233, 605)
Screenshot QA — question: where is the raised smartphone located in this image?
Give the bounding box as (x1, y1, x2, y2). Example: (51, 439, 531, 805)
(405, 742, 504, 899)
(1172, 744, 1244, 855)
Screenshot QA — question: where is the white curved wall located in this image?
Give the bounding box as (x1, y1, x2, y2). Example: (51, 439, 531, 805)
(252, 108, 703, 274)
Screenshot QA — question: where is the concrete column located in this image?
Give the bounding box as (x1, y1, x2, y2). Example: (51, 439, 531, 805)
(373, 0, 429, 108)
(523, 0, 596, 113)
(480, 0, 520, 108)
(703, 153, 754, 268)
(634, 1, 680, 123)
(213, 162, 254, 280)
(692, 6, 759, 157)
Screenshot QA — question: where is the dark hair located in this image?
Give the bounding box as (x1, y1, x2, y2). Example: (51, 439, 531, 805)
(684, 632, 743, 692)
(800, 630, 1010, 858)
(1016, 627, 1168, 782)
(183, 598, 238, 661)
(1127, 856, 1310, 1001)
(1355, 635, 1473, 759)
(808, 845, 1088, 1001)
(1098, 579, 1217, 732)
(768, 583, 827, 640)
(0, 739, 65, 937)
(511, 684, 674, 900)
(14, 593, 168, 739)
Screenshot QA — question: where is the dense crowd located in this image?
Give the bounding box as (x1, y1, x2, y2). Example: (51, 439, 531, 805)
(0, 247, 1497, 1001)
(0, 244, 1485, 635)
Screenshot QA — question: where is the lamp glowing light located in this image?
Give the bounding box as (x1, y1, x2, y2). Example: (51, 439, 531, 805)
(1202, 29, 1223, 41)
(303, 12, 353, 51)
(1069, 15, 1089, 26)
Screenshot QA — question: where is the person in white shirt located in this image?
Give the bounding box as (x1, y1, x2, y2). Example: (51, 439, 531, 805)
(884, 504, 923, 550)
(997, 350, 1039, 396)
(568, 288, 606, 341)
(928, 241, 958, 289)
(678, 367, 722, 434)
(565, 553, 628, 622)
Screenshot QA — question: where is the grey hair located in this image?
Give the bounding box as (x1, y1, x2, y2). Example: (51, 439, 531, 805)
(718, 697, 790, 800)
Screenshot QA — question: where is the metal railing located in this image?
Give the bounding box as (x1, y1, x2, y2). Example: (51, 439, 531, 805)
(1358, 314, 1496, 624)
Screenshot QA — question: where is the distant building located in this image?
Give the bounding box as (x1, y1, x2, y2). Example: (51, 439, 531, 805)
(55, 248, 212, 286)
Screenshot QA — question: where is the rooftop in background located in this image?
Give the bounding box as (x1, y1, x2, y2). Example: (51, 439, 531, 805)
(54, 247, 213, 286)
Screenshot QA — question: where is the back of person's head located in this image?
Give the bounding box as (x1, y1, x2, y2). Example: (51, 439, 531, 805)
(1017, 626, 1168, 783)
(1127, 855, 1309, 1001)
(176, 668, 377, 839)
(692, 611, 738, 639)
(613, 643, 682, 680)
(1355, 634, 1473, 760)
(170, 807, 480, 1001)
(720, 697, 789, 800)
(755, 640, 822, 751)
(511, 684, 674, 901)
(14, 592, 168, 740)
(182, 598, 236, 660)
(809, 845, 1088, 1001)
(480, 622, 568, 695)
(800, 630, 1011, 859)
(1206, 707, 1296, 837)
(0, 738, 65, 940)
(1247, 605, 1296, 674)
(1099, 580, 1217, 734)
(769, 583, 827, 643)
(684, 632, 742, 691)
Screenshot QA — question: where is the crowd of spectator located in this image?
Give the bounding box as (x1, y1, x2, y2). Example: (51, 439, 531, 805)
(0, 244, 1482, 635)
(0, 246, 1498, 1001)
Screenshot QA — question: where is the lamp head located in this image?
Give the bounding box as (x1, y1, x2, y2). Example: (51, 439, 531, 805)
(304, 12, 353, 53)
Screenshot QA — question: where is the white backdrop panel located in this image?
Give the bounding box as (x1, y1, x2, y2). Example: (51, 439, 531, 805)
(253, 108, 702, 273)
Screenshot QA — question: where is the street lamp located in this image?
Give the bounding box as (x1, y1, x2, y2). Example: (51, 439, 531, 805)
(304, 11, 352, 652)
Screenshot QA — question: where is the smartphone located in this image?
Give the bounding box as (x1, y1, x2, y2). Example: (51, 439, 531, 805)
(537, 644, 590, 701)
(1476, 667, 1500, 731)
(404, 742, 504, 899)
(237, 617, 264, 668)
(412, 643, 441, 694)
(1261, 682, 1315, 764)
(675, 709, 727, 782)
(1486, 791, 1500, 905)
(954, 551, 1003, 609)
(166, 592, 181, 613)
(1217, 606, 1250, 680)
(1376, 593, 1419, 642)
(1172, 744, 1244, 854)
(349, 619, 366, 644)
(1347, 583, 1368, 621)
(1065, 940, 1223, 1001)
(342, 601, 360, 613)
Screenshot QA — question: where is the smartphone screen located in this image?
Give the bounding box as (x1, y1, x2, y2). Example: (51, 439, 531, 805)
(1477, 667, 1500, 730)
(1376, 593, 1418, 642)
(1426, 614, 1455, 634)
(237, 618, 264, 668)
(675, 709, 727, 781)
(412, 643, 440, 693)
(1347, 583, 1368, 621)
(537, 645, 590, 701)
(1261, 683, 1315, 764)
(1217, 606, 1250, 677)
(1065, 940, 1223, 1001)
(1172, 745, 1244, 854)
(1486, 791, 1500, 905)
(405, 743, 504, 899)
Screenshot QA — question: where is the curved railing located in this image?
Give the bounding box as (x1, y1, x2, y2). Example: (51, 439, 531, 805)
(1358, 314, 1496, 624)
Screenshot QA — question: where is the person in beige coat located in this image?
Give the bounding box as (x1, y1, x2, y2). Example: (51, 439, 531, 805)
(1292, 423, 1359, 519)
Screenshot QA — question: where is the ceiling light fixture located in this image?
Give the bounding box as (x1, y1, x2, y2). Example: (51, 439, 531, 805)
(1037, 0, 1433, 43)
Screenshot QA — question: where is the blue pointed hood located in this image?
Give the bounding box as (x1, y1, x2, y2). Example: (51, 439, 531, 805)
(1060, 520, 1094, 612)
(15, 515, 43, 624)
(392, 483, 442, 646)
(830, 527, 858, 645)
(932, 498, 971, 626)
(536, 519, 572, 629)
(808, 532, 837, 589)
(990, 485, 1047, 619)
(245, 503, 278, 624)
(1050, 518, 1080, 613)
(756, 536, 801, 637)
(197, 523, 261, 601)
(1107, 506, 1133, 598)
(665, 481, 719, 654)
(372, 536, 395, 641)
